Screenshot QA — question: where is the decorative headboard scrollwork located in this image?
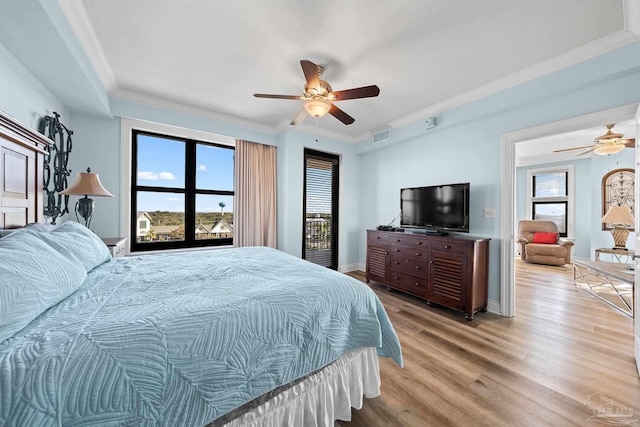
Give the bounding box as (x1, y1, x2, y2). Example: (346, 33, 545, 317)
(38, 112, 73, 224)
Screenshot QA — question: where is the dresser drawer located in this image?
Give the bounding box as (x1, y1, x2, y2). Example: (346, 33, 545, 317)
(389, 244, 428, 259)
(389, 234, 429, 248)
(368, 231, 389, 246)
(389, 271, 428, 296)
(390, 254, 429, 278)
(430, 239, 469, 255)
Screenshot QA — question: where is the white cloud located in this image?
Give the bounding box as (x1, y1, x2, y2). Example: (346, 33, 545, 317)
(138, 171, 176, 181)
(138, 171, 158, 180)
(159, 172, 176, 180)
(198, 165, 207, 171)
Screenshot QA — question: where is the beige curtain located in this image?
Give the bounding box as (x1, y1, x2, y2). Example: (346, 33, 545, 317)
(233, 139, 277, 247)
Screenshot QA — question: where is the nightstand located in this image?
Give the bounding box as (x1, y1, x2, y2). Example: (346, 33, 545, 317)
(101, 237, 128, 258)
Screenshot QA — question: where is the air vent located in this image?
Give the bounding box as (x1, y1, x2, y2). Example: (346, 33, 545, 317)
(373, 128, 391, 144)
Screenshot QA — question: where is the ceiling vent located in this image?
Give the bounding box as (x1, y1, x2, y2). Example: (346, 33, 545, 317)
(373, 128, 391, 144)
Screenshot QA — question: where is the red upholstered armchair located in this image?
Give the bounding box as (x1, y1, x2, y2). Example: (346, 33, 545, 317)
(517, 220, 574, 265)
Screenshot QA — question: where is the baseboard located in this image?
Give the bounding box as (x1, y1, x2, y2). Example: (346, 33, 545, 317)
(338, 263, 361, 273)
(487, 299, 501, 316)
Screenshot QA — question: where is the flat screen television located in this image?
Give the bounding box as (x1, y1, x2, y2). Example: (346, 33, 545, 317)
(400, 183, 470, 234)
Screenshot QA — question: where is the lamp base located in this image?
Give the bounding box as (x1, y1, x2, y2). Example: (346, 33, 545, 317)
(610, 226, 629, 249)
(75, 196, 94, 228)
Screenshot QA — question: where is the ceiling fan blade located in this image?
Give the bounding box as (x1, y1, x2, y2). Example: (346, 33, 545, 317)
(623, 138, 636, 148)
(332, 85, 380, 101)
(329, 104, 355, 125)
(253, 94, 303, 100)
(553, 144, 597, 153)
(577, 146, 598, 156)
(290, 108, 307, 125)
(300, 60, 320, 90)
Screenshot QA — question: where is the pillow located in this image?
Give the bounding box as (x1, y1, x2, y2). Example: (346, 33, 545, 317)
(35, 221, 112, 272)
(532, 232, 558, 244)
(0, 230, 87, 343)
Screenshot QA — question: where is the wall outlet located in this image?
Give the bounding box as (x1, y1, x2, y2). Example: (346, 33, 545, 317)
(484, 208, 496, 218)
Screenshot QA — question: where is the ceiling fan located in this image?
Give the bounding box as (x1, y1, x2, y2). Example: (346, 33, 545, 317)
(253, 60, 380, 126)
(553, 123, 636, 156)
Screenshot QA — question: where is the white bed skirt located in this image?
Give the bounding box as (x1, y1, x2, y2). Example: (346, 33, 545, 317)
(222, 347, 381, 427)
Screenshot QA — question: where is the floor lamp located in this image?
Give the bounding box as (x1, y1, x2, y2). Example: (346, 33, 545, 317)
(61, 167, 114, 228)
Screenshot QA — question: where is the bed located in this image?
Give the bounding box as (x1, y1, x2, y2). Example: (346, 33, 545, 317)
(0, 111, 403, 426)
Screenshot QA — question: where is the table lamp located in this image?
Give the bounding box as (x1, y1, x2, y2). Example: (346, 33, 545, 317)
(61, 167, 114, 228)
(601, 205, 635, 249)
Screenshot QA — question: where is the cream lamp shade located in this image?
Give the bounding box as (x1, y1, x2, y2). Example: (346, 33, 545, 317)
(601, 205, 634, 248)
(304, 98, 331, 118)
(593, 144, 625, 155)
(60, 167, 113, 228)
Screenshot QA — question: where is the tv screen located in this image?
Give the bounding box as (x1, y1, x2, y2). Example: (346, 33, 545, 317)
(400, 183, 470, 233)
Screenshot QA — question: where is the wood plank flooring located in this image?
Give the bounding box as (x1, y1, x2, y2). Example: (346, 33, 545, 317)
(337, 260, 639, 427)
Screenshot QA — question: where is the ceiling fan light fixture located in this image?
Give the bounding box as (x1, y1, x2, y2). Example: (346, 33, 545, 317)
(594, 143, 625, 155)
(304, 98, 331, 118)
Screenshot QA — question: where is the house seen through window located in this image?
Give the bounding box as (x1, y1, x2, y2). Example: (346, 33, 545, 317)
(131, 130, 234, 251)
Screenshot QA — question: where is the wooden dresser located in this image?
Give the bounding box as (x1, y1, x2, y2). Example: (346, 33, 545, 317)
(366, 230, 490, 320)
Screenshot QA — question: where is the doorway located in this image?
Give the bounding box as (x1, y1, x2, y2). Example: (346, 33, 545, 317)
(501, 103, 639, 317)
(302, 148, 339, 270)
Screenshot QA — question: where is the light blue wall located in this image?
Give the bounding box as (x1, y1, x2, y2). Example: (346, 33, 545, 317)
(277, 130, 361, 269)
(356, 42, 640, 303)
(0, 40, 68, 130)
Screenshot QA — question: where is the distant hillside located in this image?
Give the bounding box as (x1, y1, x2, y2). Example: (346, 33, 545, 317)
(146, 211, 233, 226)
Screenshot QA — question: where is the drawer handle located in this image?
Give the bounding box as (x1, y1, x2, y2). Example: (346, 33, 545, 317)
(394, 261, 399, 264)
(393, 276, 399, 280)
(396, 239, 401, 242)
(376, 236, 380, 240)
(415, 282, 420, 287)
(416, 252, 422, 256)
(415, 266, 421, 270)
(416, 241, 422, 245)
(444, 245, 451, 249)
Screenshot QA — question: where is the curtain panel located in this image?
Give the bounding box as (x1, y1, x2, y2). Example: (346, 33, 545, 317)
(233, 140, 277, 247)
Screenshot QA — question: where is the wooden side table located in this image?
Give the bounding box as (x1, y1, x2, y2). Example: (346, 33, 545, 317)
(594, 247, 634, 263)
(101, 237, 128, 258)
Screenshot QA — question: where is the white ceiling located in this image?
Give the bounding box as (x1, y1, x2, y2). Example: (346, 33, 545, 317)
(54, 0, 636, 144)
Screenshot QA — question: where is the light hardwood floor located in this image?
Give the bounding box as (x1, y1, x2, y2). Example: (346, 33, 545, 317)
(338, 260, 639, 426)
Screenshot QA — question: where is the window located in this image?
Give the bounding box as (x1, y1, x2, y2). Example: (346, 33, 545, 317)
(130, 130, 234, 251)
(527, 166, 573, 237)
(303, 149, 339, 269)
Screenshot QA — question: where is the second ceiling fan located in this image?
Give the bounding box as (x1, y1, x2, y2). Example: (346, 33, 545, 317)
(254, 60, 380, 125)
(554, 123, 636, 156)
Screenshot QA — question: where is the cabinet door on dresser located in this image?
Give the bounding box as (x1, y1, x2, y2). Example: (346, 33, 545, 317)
(427, 250, 469, 311)
(366, 231, 389, 283)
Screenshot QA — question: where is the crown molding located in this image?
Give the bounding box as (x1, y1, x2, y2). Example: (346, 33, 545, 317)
(111, 88, 279, 135)
(57, 0, 118, 93)
(389, 30, 640, 129)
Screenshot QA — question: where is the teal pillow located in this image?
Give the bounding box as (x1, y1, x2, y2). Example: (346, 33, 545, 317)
(36, 221, 112, 272)
(0, 230, 87, 343)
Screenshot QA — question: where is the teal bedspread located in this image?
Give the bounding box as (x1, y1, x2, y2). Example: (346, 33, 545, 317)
(0, 247, 402, 426)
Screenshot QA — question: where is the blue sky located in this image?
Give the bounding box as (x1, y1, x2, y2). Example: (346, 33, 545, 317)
(137, 134, 234, 213)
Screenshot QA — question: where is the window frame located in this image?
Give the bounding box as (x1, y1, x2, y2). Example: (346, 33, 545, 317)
(526, 165, 574, 238)
(130, 129, 234, 252)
